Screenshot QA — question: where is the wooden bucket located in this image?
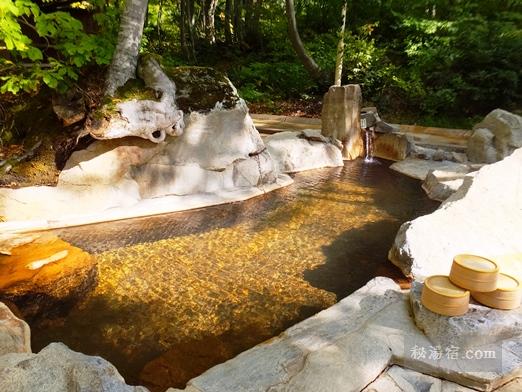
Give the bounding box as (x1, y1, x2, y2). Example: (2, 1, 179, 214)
(421, 275, 470, 316)
(449, 254, 499, 292)
(472, 273, 522, 310)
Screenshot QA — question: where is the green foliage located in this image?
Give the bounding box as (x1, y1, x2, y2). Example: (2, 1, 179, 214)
(2, 0, 521, 126)
(231, 60, 315, 102)
(0, 0, 116, 94)
(388, 6, 522, 115)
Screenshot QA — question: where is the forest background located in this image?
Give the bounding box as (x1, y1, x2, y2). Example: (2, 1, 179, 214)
(1, 0, 521, 147)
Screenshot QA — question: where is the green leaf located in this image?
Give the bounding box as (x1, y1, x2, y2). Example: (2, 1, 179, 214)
(25, 46, 43, 61)
(42, 73, 58, 88)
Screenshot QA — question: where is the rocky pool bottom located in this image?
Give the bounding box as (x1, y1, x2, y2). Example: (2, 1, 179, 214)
(26, 159, 437, 391)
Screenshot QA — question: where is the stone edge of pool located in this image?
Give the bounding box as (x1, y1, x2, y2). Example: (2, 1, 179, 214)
(0, 174, 294, 236)
(1, 277, 520, 392)
(166, 277, 521, 392)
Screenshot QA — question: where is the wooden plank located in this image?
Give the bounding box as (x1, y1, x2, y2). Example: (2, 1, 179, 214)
(252, 114, 471, 150)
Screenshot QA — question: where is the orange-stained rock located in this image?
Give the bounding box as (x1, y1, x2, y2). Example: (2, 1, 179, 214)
(0, 235, 97, 321)
(373, 133, 409, 161)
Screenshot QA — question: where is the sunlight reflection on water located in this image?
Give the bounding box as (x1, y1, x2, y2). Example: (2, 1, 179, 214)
(30, 159, 437, 390)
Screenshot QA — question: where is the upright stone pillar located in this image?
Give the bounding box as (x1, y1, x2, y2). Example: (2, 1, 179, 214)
(321, 84, 364, 160)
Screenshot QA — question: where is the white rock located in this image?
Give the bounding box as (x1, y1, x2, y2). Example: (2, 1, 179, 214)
(0, 342, 147, 392)
(265, 130, 343, 173)
(389, 148, 522, 279)
(0, 174, 293, 232)
(176, 277, 521, 392)
(0, 180, 141, 221)
(271, 330, 391, 392)
(496, 378, 522, 391)
(183, 278, 401, 392)
(90, 57, 184, 143)
(0, 302, 31, 356)
(363, 365, 476, 392)
(410, 281, 522, 349)
(367, 295, 521, 391)
(59, 138, 162, 186)
(421, 168, 472, 201)
(0, 105, 286, 226)
(390, 158, 470, 181)
(157, 104, 265, 170)
(468, 109, 522, 163)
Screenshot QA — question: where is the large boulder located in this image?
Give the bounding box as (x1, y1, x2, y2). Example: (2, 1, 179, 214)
(265, 130, 343, 173)
(63, 102, 275, 198)
(0, 235, 97, 321)
(0, 68, 288, 225)
(468, 109, 522, 163)
(389, 148, 522, 280)
(0, 302, 31, 355)
(166, 66, 241, 113)
(410, 281, 522, 349)
(171, 277, 522, 392)
(0, 342, 147, 392)
(321, 84, 364, 160)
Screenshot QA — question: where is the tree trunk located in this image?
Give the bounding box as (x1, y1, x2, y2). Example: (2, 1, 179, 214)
(233, 0, 244, 44)
(188, 0, 197, 60)
(157, 0, 163, 43)
(203, 0, 219, 44)
(334, 1, 347, 86)
(105, 0, 149, 96)
(180, 0, 196, 61)
(285, 0, 322, 80)
(180, 0, 188, 57)
(224, 0, 232, 44)
(245, 0, 262, 46)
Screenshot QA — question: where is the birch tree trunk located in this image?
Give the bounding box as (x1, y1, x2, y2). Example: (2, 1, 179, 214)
(204, 0, 219, 44)
(285, 0, 322, 80)
(334, 1, 347, 86)
(188, 0, 197, 59)
(105, 0, 149, 96)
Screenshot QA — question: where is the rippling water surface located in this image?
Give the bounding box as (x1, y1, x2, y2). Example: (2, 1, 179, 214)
(30, 159, 437, 390)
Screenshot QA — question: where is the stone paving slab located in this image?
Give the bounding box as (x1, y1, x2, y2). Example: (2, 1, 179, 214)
(389, 158, 471, 180)
(171, 277, 521, 392)
(363, 365, 476, 392)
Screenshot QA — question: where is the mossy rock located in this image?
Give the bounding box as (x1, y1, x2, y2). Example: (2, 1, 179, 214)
(91, 66, 240, 123)
(89, 79, 156, 128)
(166, 66, 241, 112)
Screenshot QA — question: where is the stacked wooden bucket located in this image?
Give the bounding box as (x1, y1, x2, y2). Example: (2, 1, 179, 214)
(421, 254, 522, 316)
